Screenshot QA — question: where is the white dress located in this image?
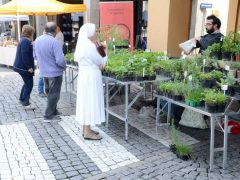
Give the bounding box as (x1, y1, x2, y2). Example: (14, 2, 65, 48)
(75, 41, 107, 126)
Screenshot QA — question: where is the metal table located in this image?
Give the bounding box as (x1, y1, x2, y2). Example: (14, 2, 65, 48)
(154, 94, 229, 171)
(104, 76, 170, 140)
(65, 65, 78, 103)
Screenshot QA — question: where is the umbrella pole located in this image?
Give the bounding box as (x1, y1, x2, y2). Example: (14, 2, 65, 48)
(17, 12, 21, 41)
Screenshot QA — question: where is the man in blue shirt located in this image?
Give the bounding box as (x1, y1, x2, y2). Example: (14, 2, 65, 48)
(35, 22, 66, 122)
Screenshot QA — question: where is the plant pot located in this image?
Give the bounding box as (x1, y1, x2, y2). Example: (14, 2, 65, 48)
(217, 103, 226, 113)
(169, 144, 177, 154)
(233, 85, 240, 94)
(211, 52, 222, 60)
(176, 154, 191, 161)
(187, 100, 201, 107)
(222, 52, 232, 61)
(237, 70, 240, 79)
(172, 95, 183, 101)
(201, 79, 216, 88)
(205, 102, 217, 113)
(204, 66, 215, 73)
(226, 86, 234, 96)
(236, 53, 240, 62)
(228, 69, 236, 78)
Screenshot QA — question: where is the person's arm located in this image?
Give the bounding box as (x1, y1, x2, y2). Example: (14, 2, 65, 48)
(84, 43, 108, 67)
(197, 34, 221, 50)
(53, 40, 66, 68)
(21, 39, 34, 71)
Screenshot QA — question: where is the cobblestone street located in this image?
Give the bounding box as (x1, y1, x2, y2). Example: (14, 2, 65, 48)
(0, 66, 240, 180)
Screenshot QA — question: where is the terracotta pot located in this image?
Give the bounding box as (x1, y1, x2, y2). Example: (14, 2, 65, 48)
(236, 53, 240, 62)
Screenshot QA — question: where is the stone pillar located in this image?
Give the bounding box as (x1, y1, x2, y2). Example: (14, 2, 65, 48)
(84, 0, 99, 28)
(36, 16, 47, 37)
(148, 0, 191, 57)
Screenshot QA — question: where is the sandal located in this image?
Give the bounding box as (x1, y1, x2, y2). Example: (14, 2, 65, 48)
(82, 129, 99, 136)
(84, 133, 102, 140)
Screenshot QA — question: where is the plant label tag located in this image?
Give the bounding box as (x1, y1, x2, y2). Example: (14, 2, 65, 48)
(184, 71, 187, 77)
(221, 85, 228, 91)
(188, 75, 192, 81)
(225, 65, 230, 71)
(203, 59, 206, 65)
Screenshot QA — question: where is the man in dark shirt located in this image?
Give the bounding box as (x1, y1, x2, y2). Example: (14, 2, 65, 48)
(195, 14, 223, 54)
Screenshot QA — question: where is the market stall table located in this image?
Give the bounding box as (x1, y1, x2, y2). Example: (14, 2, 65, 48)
(104, 76, 170, 140)
(154, 94, 239, 171)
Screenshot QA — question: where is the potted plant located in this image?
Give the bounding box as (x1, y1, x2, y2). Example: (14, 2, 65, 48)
(169, 123, 192, 161)
(231, 61, 240, 78)
(185, 88, 204, 107)
(207, 43, 222, 60)
(222, 32, 235, 61)
(234, 32, 240, 61)
(198, 71, 223, 88)
(217, 74, 236, 96)
(204, 90, 218, 113)
(216, 92, 228, 112)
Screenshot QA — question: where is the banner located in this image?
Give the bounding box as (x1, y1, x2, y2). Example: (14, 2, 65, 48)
(99, 2, 134, 50)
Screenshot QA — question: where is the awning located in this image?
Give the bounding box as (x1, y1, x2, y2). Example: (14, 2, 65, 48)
(0, 15, 29, 21)
(0, 0, 86, 15)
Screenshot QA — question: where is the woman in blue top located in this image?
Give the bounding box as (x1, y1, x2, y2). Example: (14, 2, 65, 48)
(13, 25, 35, 107)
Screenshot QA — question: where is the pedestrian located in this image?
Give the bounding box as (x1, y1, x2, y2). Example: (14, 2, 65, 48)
(55, 26, 64, 48)
(75, 23, 107, 140)
(195, 14, 223, 54)
(34, 22, 66, 122)
(13, 25, 35, 108)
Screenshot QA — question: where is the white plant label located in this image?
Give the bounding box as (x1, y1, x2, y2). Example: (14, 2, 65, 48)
(225, 65, 230, 71)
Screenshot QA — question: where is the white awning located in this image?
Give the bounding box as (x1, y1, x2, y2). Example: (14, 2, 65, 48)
(0, 15, 29, 21)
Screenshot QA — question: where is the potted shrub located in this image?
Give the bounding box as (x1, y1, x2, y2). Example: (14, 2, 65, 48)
(185, 88, 204, 107)
(198, 71, 223, 88)
(203, 58, 216, 73)
(207, 43, 222, 60)
(204, 90, 218, 113)
(222, 32, 235, 61)
(217, 74, 236, 96)
(169, 123, 192, 161)
(204, 90, 227, 113)
(171, 82, 187, 101)
(234, 32, 240, 61)
(231, 61, 240, 79)
(216, 92, 228, 113)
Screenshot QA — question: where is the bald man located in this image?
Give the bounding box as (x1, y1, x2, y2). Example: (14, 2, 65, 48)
(35, 22, 66, 122)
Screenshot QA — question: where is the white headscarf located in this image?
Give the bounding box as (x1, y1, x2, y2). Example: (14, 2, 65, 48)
(74, 23, 96, 60)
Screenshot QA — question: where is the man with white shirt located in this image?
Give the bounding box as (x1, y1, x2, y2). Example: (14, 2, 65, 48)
(55, 26, 64, 48)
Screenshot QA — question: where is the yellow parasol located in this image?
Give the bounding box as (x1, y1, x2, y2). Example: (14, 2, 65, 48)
(0, 0, 86, 15)
(0, 0, 86, 40)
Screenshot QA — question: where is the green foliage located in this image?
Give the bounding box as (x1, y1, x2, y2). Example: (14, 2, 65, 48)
(231, 61, 240, 70)
(204, 89, 227, 105)
(217, 74, 235, 86)
(175, 144, 192, 156)
(198, 71, 223, 80)
(222, 32, 235, 53)
(64, 53, 74, 62)
(185, 88, 205, 101)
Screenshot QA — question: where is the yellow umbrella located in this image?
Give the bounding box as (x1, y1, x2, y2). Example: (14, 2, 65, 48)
(0, 0, 86, 40)
(0, 0, 86, 15)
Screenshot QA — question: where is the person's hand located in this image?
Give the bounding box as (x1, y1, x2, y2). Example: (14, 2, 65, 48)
(28, 68, 34, 73)
(195, 36, 201, 41)
(99, 64, 105, 70)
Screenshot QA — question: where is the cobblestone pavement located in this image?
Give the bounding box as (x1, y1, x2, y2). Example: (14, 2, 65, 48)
(0, 67, 240, 180)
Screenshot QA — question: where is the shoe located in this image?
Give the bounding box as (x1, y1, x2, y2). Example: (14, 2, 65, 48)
(54, 110, 62, 116)
(23, 105, 35, 110)
(44, 116, 62, 123)
(82, 129, 99, 136)
(83, 133, 102, 140)
(39, 93, 47, 97)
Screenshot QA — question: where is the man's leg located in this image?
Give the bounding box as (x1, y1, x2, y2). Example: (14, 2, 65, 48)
(38, 77, 44, 94)
(44, 76, 63, 119)
(44, 77, 49, 95)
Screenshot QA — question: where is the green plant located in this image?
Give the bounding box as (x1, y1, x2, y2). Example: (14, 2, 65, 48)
(198, 71, 223, 80)
(217, 74, 235, 87)
(231, 61, 240, 70)
(233, 32, 240, 54)
(216, 92, 228, 104)
(204, 89, 217, 104)
(175, 144, 192, 156)
(185, 88, 204, 101)
(222, 32, 235, 53)
(207, 43, 221, 53)
(64, 53, 74, 62)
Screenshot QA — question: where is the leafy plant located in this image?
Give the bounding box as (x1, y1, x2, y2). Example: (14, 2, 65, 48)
(231, 61, 240, 70)
(204, 90, 227, 105)
(185, 88, 204, 101)
(222, 32, 235, 53)
(217, 74, 235, 87)
(64, 53, 74, 62)
(175, 144, 192, 156)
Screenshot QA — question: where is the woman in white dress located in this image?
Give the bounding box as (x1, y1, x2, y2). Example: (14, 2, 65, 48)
(75, 23, 107, 140)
